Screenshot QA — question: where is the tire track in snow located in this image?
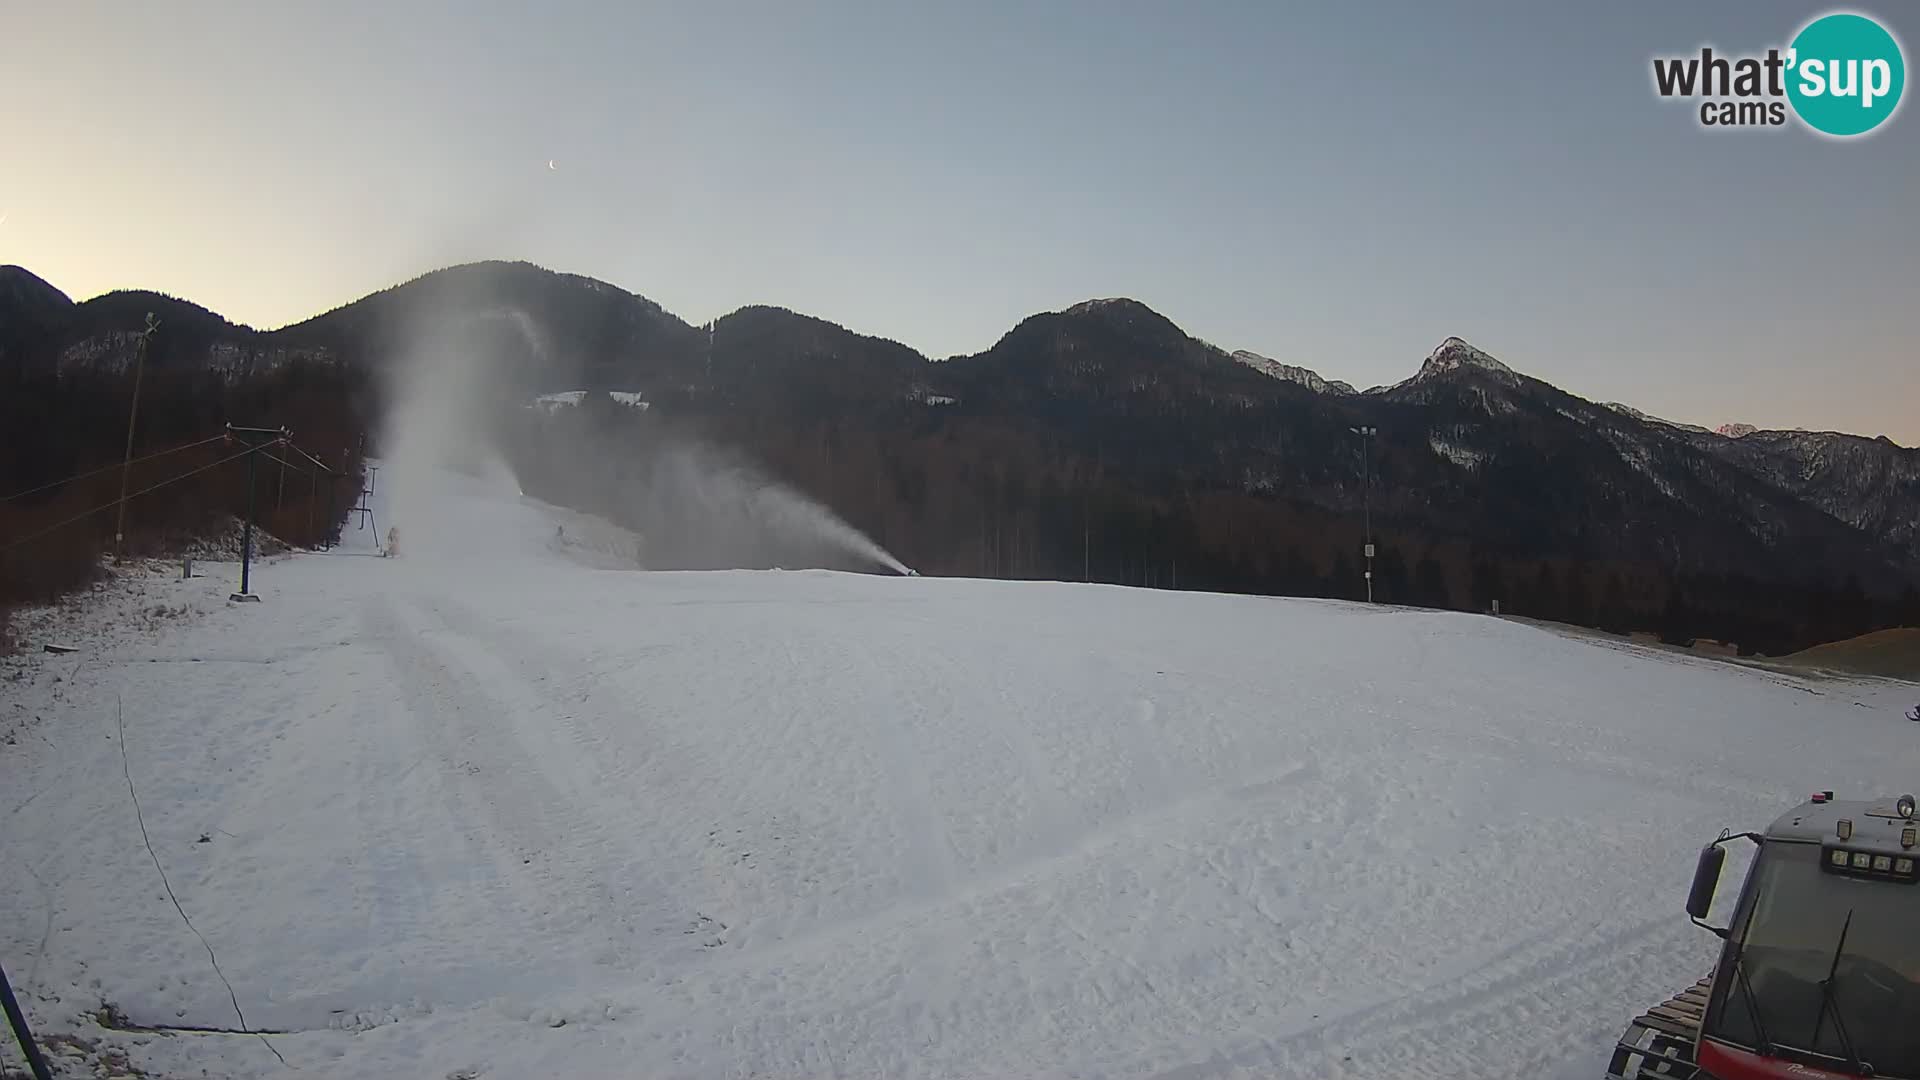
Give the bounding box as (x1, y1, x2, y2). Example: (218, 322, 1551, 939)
(438, 584, 1733, 1079)
(419, 590, 895, 941)
(978, 670, 1086, 865)
(417, 595, 659, 825)
(847, 621, 963, 902)
(365, 595, 688, 989)
(633, 757, 1326, 999)
(404, 589, 946, 961)
(1058, 913, 1213, 1033)
(1143, 911, 1688, 1080)
(1389, 716, 1790, 815)
(852, 613, 1086, 878)
(359, 572, 1764, 1072)
(362, 597, 587, 949)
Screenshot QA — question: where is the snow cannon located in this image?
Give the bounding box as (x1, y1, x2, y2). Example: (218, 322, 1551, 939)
(1607, 791, 1920, 1079)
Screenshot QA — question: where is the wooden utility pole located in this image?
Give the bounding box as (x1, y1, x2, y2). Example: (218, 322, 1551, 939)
(113, 313, 159, 560)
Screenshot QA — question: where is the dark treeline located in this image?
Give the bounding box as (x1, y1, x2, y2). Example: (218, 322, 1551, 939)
(5, 357, 1911, 660)
(504, 393, 1920, 658)
(7, 260, 1914, 658)
(0, 359, 376, 643)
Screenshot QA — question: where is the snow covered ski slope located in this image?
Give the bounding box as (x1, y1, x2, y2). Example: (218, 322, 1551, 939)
(3, 466, 1916, 1079)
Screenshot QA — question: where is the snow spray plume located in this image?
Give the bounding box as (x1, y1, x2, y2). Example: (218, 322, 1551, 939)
(510, 401, 907, 574)
(628, 436, 909, 575)
(376, 297, 541, 557)
(374, 275, 906, 574)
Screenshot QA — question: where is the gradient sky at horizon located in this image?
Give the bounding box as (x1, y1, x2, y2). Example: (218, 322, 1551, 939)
(3, 2, 1915, 442)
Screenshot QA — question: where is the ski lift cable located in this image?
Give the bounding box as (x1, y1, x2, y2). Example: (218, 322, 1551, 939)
(280, 442, 336, 475)
(0, 440, 282, 555)
(253, 448, 307, 476)
(1, 432, 228, 503)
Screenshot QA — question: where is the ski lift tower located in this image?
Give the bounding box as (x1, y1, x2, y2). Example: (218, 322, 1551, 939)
(225, 423, 289, 602)
(351, 464, 381, 550)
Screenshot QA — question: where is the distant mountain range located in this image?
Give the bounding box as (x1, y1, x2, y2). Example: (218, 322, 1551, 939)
(4, 259, 1915, 648)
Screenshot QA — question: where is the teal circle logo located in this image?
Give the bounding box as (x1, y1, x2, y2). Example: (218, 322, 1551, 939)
(1786, 12, 1906, 136)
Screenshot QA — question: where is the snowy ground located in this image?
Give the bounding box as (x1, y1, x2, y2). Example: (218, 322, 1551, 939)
(3, 467, 1917, 1080)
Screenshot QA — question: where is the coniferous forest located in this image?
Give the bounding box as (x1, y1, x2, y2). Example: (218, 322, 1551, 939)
(4, 261, 1915, 657)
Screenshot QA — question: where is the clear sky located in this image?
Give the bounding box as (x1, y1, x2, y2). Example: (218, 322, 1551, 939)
(3, 2, 1914, 442)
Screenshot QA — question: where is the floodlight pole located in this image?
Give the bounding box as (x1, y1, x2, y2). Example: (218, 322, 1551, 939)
(1351, 425, 1377, 603)
(1083, 496, 1090, 582)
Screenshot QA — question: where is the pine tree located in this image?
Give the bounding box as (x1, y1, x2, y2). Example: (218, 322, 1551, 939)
(1599, 572, 1631, 634)
(1414, 555, 1451, 610)
(1563, 565, 1594, 627)
(1659, 580, 1693, 646)
(1470, 559, 1505, 613)
(1531, 563, 1563, 621)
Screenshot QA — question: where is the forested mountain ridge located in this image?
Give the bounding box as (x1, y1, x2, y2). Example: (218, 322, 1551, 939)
(5, 260, 1915, 654)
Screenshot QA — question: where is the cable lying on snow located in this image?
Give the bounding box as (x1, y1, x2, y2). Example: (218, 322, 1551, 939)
(117, 694, 290, 1068)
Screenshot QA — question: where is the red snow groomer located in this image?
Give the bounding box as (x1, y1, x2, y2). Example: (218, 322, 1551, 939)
(1608, 791, 1920, 1079)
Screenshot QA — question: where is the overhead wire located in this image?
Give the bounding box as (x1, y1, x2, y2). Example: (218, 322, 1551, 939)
(0, 440, 282, 555)
(254, 449, 306, 476)
(2, 433, 228, 503)
(280, 442, 335, 475)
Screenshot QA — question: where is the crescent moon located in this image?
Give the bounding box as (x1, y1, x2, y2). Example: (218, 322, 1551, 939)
(547, 160, 556, 171)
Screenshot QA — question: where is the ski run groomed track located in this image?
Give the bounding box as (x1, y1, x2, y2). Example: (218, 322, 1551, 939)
(4, 465, 1916, 1079)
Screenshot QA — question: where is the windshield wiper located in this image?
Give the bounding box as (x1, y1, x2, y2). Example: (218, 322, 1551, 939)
(1726, 947, 1774, 1056)
(1807, 908, 1869, 1076)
